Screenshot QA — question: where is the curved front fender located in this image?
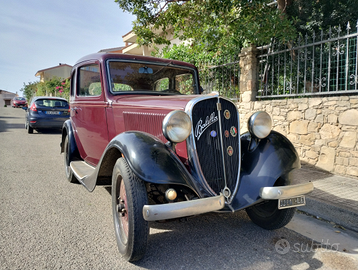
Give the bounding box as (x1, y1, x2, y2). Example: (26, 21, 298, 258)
(230, 131, 301, 211)
(112, 132, 206, 194)
(84, 131, 206, 196)
(60, 120, 80, 161)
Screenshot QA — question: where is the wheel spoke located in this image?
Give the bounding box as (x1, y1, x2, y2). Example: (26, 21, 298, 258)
(119, 180, 129, 237)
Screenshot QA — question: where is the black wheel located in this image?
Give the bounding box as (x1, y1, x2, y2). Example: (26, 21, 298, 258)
(112, 158, 148, 262)
(63, 135, 77, 183)
(246, 200, 295, 230)
(26, 120, 33, 134)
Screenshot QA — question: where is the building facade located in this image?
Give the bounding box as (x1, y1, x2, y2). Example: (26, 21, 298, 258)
(35, 64, 72, 82)
(0, 90, 17, 107)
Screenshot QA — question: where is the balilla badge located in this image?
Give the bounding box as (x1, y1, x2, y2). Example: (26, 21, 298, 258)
(195, 112, 218, 140)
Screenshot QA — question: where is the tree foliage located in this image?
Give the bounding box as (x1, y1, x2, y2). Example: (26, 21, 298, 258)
(285, 0, 358, 35)
(21, 81, 38, 102)
(154, 43, 216, 68)
(20, 77, 70, 102)
(115, 0, 297, 56)
(116, 0, 358, 56)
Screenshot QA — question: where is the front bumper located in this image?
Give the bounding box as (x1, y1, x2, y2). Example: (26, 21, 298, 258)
(143, 194, 225, 221)
(14, 103, 26, 107)
(260, 182, 314, 200)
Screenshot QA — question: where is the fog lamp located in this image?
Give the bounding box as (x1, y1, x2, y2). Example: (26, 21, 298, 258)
(165, 188, 177, 201)
(162, 110, 191, 143)
(248, 111, 272, 139)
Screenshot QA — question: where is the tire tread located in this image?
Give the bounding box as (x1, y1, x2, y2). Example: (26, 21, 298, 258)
(112, 158, 148, 262)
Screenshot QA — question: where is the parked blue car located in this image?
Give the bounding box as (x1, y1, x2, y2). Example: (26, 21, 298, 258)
(23, 96, 70, 134)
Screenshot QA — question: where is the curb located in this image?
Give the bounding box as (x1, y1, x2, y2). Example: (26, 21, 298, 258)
(298, 196, 358, 233)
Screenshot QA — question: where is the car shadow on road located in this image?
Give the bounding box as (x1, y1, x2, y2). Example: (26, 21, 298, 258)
(32, 129, 62, 135)
(101, 184, 342, 269)
(0, 119, 24, 132)
(130, 211, 330, 269)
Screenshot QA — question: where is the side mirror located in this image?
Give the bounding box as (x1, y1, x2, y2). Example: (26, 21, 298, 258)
(22, 106, 28, 111)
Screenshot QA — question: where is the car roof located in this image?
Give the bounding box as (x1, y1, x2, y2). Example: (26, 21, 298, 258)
(32, 96, 68, 101)
(74, 52, 197, 70)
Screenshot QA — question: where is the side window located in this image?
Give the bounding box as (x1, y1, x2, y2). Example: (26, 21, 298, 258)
(70, 72, 76, 97)
(154, 78, 169, 91)
(78, 64, 101, 96)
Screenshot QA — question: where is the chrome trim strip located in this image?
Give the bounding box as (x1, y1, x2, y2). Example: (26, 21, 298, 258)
(216, 98, 229, 193)
(260, 182, 314, 200)
(142, 194, 225, 221)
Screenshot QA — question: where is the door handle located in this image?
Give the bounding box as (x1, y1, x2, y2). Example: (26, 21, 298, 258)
(71, 107, 82, 114)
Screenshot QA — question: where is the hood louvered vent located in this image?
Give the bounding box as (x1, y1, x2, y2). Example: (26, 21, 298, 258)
(123, 112, 167, 143)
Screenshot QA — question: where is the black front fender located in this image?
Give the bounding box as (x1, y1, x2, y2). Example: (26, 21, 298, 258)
(60, 120, 80, 161)
(230, 131, 301, 210)
(94, 131, 206, 196)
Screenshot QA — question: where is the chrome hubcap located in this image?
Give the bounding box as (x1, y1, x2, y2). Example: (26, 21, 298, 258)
(117, 198, 126, 217)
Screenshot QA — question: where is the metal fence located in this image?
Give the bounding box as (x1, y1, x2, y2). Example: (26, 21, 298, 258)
(257, 21, 358, 98)
(199, 56, 241, 99)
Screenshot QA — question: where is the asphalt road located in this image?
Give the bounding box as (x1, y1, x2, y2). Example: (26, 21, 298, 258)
(0, 106, 357, 270)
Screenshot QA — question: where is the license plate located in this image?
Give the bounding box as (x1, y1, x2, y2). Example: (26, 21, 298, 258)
(278, 196, 306, 209)
(46, 111, 60, 115)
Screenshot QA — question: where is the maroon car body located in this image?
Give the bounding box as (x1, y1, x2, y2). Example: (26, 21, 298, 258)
(60, 53, 313, 262)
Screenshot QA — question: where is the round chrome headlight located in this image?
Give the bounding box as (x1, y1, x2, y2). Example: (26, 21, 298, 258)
(248, 111, 272, 139)
(162, 110, 192, 143)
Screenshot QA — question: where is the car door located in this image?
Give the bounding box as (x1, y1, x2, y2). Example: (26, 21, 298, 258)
(71, 62, 109, 166)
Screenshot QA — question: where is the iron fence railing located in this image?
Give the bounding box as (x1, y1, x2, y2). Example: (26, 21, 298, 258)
(258, 21, 358, 98)
(199, 56, 241, 99)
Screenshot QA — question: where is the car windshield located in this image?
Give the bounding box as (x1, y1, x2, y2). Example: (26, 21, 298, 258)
(15, 97, 25, 100)
(108, 61, 197, 95)
(35, 99, 69, 108)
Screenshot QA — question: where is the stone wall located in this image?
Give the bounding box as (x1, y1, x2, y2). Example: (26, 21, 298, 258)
(237, 96, 358, 179)
(237, 45, 358, 179)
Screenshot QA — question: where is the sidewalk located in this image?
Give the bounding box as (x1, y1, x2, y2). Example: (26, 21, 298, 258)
(292, 165, 358, 232)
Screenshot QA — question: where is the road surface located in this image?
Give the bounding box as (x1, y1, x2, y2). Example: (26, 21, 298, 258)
(0, 106, 357, 269)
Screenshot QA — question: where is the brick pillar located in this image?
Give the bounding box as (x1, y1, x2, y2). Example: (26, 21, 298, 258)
(239, 45, 259, 102)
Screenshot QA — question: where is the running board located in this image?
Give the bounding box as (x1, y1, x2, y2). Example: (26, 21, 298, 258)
(70, 161, 95, 182)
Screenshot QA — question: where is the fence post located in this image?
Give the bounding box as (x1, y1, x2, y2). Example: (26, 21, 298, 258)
(239, 45, 259, 102)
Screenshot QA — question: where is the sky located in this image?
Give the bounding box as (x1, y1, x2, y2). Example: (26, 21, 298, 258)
(0, 0, 136, 94)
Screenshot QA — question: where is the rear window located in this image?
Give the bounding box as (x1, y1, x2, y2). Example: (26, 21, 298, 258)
(35, 99, 68, 108)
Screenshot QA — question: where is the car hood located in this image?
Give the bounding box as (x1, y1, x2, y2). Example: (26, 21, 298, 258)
(113, 94, 201, 111)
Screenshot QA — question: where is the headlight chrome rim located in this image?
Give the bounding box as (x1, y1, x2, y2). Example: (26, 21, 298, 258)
(248, 111, 272, 139)
(162, 110, 192, 143)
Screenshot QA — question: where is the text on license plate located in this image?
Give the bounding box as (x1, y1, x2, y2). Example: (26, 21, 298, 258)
(278, 196, 306, 209)
(46, 111, 60, 115)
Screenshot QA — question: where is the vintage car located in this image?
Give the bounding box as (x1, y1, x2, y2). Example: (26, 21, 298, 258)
(60, 53, 314, 262)
(24, 96, 70, 134)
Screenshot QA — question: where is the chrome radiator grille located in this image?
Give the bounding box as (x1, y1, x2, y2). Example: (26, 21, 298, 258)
(188, 96, 240, 198)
